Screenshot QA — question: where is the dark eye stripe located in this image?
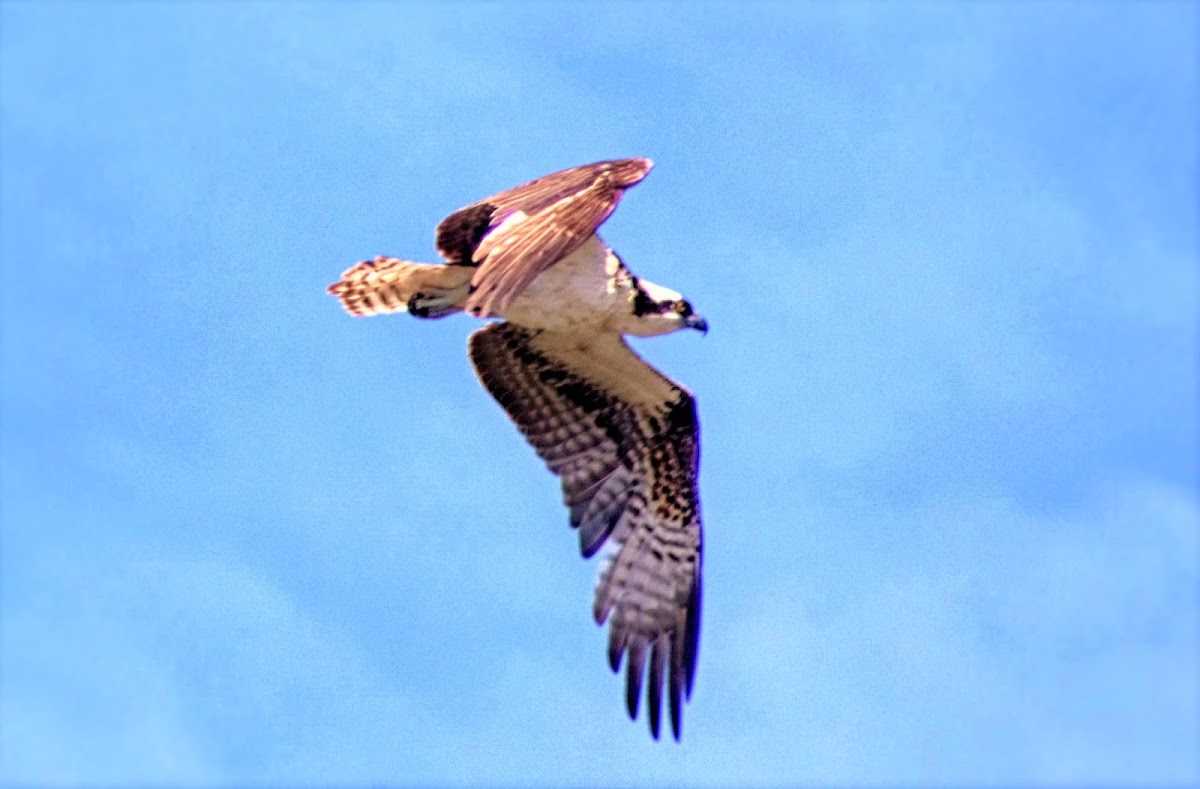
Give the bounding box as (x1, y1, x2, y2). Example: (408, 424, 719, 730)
(633, 288, 659, 316)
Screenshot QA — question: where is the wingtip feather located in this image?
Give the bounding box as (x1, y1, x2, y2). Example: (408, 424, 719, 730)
(648, 638, 666, 741)
(625, 641, 646, 722)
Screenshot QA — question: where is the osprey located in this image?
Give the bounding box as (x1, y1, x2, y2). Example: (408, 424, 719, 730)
(328, 158, 705, 741)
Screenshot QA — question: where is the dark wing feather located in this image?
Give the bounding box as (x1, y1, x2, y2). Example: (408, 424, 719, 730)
(433, 158, 653, 317)
(468, 322, 702, 741)
(434, 203, 495, 264)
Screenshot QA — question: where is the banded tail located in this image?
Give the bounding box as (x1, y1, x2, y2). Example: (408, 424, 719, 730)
(328, 257, 474, 319)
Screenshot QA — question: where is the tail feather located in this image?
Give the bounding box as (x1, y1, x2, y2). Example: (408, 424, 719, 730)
(328, 257, 473, 318)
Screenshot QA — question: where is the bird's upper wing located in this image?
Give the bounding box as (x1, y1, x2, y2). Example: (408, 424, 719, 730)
(435, 158, 653, 318)
(468, 322, 702, 741)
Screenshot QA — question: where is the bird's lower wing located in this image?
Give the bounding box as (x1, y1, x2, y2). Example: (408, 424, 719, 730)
(468, 322, 702, 740)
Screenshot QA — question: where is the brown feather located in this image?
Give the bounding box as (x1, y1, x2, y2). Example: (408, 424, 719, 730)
(468, 321, 702, 741)
(327, 257, 472, 318)
(431, 158, 652, 317)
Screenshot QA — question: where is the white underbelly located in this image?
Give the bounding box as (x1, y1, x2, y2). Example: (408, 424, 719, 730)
(498, 234, 627, 331)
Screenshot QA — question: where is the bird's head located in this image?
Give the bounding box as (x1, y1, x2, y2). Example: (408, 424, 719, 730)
(625, 279, 708, 337)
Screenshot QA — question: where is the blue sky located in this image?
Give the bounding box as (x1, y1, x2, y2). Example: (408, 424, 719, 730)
(2, 2, 1196, 785)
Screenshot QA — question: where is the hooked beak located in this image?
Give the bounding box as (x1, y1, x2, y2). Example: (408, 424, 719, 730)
(684, 314, 709, 335)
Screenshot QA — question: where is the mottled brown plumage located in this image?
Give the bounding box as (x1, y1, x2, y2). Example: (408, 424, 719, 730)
(328, 158, 706, 741)
(329, 256, 472, 318)
(435, 158, 652, 318)
(469, 323, 702, 740)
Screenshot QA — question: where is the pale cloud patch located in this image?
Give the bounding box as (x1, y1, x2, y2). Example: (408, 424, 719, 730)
(702, 476, 1198, 784)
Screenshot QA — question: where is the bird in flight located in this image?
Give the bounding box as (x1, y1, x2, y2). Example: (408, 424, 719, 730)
(328, 158, 705, 741)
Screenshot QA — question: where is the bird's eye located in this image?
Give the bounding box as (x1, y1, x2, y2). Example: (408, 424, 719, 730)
(674, 300, 692, 317)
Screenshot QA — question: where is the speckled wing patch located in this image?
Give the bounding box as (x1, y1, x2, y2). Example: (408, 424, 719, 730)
(433, 158, 653, 318)
(468, 322, 702, 741)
